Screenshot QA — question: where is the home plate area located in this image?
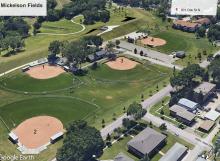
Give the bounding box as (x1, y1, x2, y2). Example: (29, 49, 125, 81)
(8, 116, 64, 154)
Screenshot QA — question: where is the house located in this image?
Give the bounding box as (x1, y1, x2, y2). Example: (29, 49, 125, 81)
(198, 120, 215, 133)
(172, 20, 200, 32)
(170, 105, 196, 125)
(159, 143, 188, 161)
(178, 98, 200, 112)
(204, 110, 220, 121)
(127, 127, 166, 158)
(175, 51, 186, 58)
(114, 152, 134, 161)
(194, 82, 216, 103)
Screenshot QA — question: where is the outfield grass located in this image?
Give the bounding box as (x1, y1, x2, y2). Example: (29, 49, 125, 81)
(0, 96, 98, 129)
(0, 73, 75, 93)
(40, 19, 83, 34)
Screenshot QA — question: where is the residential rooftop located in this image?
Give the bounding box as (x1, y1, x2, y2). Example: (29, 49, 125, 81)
(204, 110, 220, 121)
(178, 98, 199, 110)
(199, 120, 215, 132)
(127, 127, 166, 155)
(159, 142, 188, 161)
(173, 20, 199, 28)
(170, 105, 196, 121)
(194, 82, 216, 95)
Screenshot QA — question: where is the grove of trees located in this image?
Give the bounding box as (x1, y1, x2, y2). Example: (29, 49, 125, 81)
(0, 17, 29, 55)
(56, 120, 105, 161)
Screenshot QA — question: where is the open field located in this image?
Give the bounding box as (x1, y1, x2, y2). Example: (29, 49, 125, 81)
(40, 19, 83, 34)
(0, 58, 172, 160)
(0, 8, 167, 74)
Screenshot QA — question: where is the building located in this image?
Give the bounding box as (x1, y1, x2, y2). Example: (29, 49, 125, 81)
(127, 127, 166, 158)
(170, 105, 196, 125)
(204, 110, 220, 121)
(198, 120, 215, 133)
(215, 105, 220, 113)
(175, 51, 186, 58)
(194, 82, 216, 103)
(178, 98, 199, 112)
(159, 143, 188, 161)
(114, 152, 134, 161)
(196, 157, 206, 161)
(172, 20, 200, 32)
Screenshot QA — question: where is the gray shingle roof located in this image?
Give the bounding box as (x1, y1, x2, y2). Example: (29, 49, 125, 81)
(194, 82, 216, 95)
(178, 98, 198, 110)
(114, 152, 134, 161)
(127, 127, 166, 155)
(159, 143, 187, 161)
(170, 105, 196, 121)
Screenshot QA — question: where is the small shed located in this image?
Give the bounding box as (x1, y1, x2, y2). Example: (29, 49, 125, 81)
(175, 51, 186, 58)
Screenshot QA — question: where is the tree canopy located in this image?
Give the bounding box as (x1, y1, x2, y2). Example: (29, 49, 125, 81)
(127, 102, 147, 120)
(56, 120, 105, 161)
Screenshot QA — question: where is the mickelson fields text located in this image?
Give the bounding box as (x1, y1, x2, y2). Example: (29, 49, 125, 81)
(0, 2, 43, 8)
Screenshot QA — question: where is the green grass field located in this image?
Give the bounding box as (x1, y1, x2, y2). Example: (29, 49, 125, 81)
(0, 73, 75, 93)
(151, 30, 219, 66)
(0, 97, 98, 129)
(40, 19, 83, 34)
(0, 59, 171, 161)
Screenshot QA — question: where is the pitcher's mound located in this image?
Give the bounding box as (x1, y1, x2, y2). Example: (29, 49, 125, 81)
(106, 57, 139, 70)
(141, 37, 166, 47)
(26, 64, 65, 79)
(13, 116, 64, 149)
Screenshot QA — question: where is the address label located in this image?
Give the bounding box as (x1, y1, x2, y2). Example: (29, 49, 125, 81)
(171, 0, 218, 16)
(0, 0, 47, 16)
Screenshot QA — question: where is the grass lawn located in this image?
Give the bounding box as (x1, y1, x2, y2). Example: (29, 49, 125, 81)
(0, 59, 172, 160)
(40, 19, 83, 34)
(151, 29, 219, 66)
(0, 73, 75, 93)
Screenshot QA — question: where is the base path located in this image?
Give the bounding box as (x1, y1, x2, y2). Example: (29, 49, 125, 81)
(13, 116, 64, 149)
(37, 15, 86, 36)
(105, 57, 139, 70)
(26, 64, 65, 79)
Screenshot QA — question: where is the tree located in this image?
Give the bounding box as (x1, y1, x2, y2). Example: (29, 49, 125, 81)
(196, 26, 206, 38)
(106, 41, 115, 52)
(83, 36, 103, 48)
(48, 40, 62, 55)
(127, 102, 147, 120)
(115, 40, 120, 47)
(159, 123, 167, 131)
(33, 22, 41, 30)
(56, 120, 104, 161)
(106, 133, 111, 141)
(122, 118, 135, 130)
(140, 50, 144, 56)
(134, 48, 137, 54)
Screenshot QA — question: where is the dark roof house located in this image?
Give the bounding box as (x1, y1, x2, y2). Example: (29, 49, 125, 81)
(127, 127, 166, 158)
(170, 105, 196, 125)
(114, 152, 134, 161)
